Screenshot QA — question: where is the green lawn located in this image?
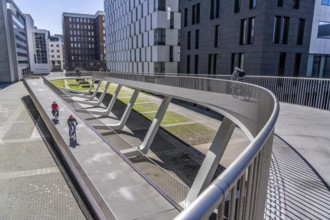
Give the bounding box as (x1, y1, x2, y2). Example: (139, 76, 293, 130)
(132, 103, 159, 113)
(165, 123, 216, 146)
(51, 79, 65, 88)
(119, 97, 150, 105)
(142, 111, 192, 125)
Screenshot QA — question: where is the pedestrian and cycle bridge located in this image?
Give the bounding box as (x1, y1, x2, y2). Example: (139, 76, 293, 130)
(24, 72, 279, 220)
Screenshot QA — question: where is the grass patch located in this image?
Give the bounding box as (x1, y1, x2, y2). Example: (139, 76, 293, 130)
(119, 97, 150, 105)
(165, 123, 216, 146)
(133, 103, 159, 113)
(51, 79, 65, 88)
(142, 111, 192, 125)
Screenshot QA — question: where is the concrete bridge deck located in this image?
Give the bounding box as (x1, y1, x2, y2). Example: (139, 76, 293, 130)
(23, 78, 180, 220)
(1, 77, 330, 219)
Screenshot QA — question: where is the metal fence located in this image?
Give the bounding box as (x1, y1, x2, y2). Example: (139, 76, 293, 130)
(175, 74, 330, 111)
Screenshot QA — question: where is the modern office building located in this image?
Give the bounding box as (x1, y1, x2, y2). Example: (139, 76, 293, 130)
(0, 0, 29, 82)
(179, 0, 327, 77)
(49, 35, 64, 71)
(104, 0, 181, 74)
(307, 0, 330, 78)
(25, 14, 51, 74)
(62, 11, 106, 71)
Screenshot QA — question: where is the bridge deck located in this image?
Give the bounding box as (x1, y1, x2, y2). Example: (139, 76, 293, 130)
(24, 78, 179, 220)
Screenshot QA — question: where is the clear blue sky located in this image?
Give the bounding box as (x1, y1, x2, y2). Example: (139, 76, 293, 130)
(14, 0, 104, 35)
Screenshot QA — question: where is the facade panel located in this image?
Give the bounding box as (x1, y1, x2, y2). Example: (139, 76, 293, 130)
(104, 0, 180, 74)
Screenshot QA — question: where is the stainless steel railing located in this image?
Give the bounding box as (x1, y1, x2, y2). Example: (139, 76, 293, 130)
(48, 71, 279, 219)
(176, 74, 330, 111)
(90, 72, 279, 219)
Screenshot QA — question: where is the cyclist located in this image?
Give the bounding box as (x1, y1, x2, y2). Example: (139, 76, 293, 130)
(231, 67, 246, 82)
(67, 115, 78, 138)
(51, 101, 59, 118)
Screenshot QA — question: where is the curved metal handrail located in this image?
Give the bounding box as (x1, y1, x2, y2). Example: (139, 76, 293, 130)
(48, 72, 279, 219)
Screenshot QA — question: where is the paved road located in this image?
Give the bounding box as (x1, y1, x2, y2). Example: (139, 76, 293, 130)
(0, 82, 88, 219)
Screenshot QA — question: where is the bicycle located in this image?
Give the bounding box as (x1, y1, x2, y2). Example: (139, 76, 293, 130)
(53, 109, 59, 119)
(231, 83, 251, 101)
(69, 124, 77, 140)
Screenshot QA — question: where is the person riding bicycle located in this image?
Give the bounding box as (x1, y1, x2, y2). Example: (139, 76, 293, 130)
(231, 67, 246, 82)
(67, 115, 78, 137)
(51, 101, 59, 118)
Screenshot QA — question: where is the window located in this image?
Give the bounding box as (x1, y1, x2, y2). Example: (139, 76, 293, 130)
(273, 16, 282, 44)
(321, 0, 330, 5)
(240, 19, 247, 45)
(293, 53, 301, 77)
(194, 55, 199, 74)
(154, 0, 165, 11)
(273, 16, 290, 44)
(296, 19, 305, 45)
(282, 17, 290, 44)
(184, 8, 188, 27)
(240, 17, 255, 45)
(170, 12, 174, 29)
(187, 55, 190, 73)
(247, 17, 255, 44)
(170, 46, 173, 62)
(154, 28, 165, 45)
(293, 0, 300, 9)
(154, 62, 165, 73)
(188, 31, 191, 50)
(210, 0, 221, 19)
(278, 52, 286, 76)
(250, 0, 257, 9)
(234, 0, 241, 13)
(214, 25, 220, 47)
(231, 53, 244, 72)
(195, 29, 199, 49)
(208, 54, 218, 74)
(276, 0, 283, 7)
(192, 3, 200, 25)
(318, 21, 330, 39)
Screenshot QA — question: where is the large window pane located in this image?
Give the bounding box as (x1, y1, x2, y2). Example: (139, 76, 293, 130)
(318, 21, 330, 39)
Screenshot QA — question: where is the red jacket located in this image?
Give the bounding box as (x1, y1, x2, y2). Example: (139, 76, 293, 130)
(51, 103, 58, 110)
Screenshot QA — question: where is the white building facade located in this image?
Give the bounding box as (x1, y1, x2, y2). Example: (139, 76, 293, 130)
(0, 0, 29, 82)
(49, 35, 64, 71)
(25, 14, 51, 74)
(104, 0, 181, 74)
(307, 0, 330, 78)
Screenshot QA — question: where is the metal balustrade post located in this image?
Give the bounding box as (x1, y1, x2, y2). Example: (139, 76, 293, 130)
(185, 117, 236, 206)
(89, 80, 102, 100)
(94, 81, 110, 106)
(108, 89, 139, 130)
(138, 96, 172, 154)
(86, 79, 95, 93)
(76, 81, 110, 106)
(88, 85, 122, 115)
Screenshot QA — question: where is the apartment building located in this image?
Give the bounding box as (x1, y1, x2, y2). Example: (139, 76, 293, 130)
(0, 0, 29, 82)
(179, 0, 319, 76)
(104, 0, 181, 74)
(49, 35, 64, 71)
(62, 11, 106, 71)
(25, 14, 51, 74)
